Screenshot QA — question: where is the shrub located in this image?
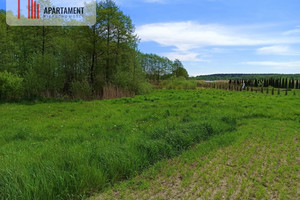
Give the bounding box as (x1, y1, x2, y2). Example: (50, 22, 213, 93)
(0, 70, 24, 101)
(70, 80, 92, 100)
(135, 81, 153, 94)
(159, 77, 197, 90)
(111, 69, 152, 95)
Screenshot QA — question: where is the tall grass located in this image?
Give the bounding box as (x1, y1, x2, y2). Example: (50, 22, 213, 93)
(4, 88, 299, 199)
(0, 90, 237, 199)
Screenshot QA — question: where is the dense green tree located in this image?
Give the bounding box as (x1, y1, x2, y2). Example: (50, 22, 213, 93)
(0, 12, 18, 73)
(173, 59, 183, 71)
(0, 1, 159, 100)
(173, 67, 189, 79)
(140, 53, 187, 83)
(0, 71, 23, 100)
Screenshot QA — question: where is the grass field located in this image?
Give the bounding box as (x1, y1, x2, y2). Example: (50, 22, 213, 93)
(0, 89, 299, 199)
(94, 119, 299, 200)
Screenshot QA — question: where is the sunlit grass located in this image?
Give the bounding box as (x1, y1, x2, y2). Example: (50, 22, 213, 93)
(0, 89, 242, 199)
(90, 89, 300, 200)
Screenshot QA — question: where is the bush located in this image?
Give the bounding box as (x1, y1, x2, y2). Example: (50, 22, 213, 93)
(135, 81, 153, 94)
(112, 70, 152, 95)
(0, 70, 24, 101)
(70, 80, 92, 100)
(159, 77, 197, 90)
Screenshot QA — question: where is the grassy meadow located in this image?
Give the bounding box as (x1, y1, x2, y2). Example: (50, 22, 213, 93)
(0, 89, 299, 199)
(95, 118, 299, 200)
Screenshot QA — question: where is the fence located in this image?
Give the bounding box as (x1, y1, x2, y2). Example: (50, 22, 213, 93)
(197, 81, 299, 96)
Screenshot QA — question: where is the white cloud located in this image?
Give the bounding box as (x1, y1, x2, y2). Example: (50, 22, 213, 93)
(162, 51, 208, 62)
(256, 45, 300, 56)
(136, 21, 300, 63)
(136, 21, 299, 52)
(242, 61, 300, 70)
(282, 28, 300, 36)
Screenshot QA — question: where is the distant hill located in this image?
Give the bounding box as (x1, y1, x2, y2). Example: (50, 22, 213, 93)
(191, 74, 300, 80)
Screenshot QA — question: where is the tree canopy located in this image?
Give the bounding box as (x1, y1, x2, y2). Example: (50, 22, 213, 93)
(0, 0, 188, 100)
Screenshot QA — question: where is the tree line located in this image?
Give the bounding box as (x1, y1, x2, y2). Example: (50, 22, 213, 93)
(140, 54, 188, 83)
(0, 1, 188, 101)
(193, 74, 300, 81)
(229, 77, 300, 89)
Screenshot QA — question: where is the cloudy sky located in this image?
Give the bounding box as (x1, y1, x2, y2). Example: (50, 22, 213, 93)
(1, 0, 300, 76)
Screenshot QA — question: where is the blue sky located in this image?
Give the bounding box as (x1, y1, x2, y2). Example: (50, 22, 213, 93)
(1, 0, 300, 75)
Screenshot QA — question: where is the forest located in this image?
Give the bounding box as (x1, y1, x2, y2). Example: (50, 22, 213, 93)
(0, 1, 187, 101)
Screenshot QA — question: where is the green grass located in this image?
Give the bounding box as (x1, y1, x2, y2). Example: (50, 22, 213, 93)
(92, 91, 300, 200)
(96, 118, 299, 200)
(0, 89, 300, 199)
